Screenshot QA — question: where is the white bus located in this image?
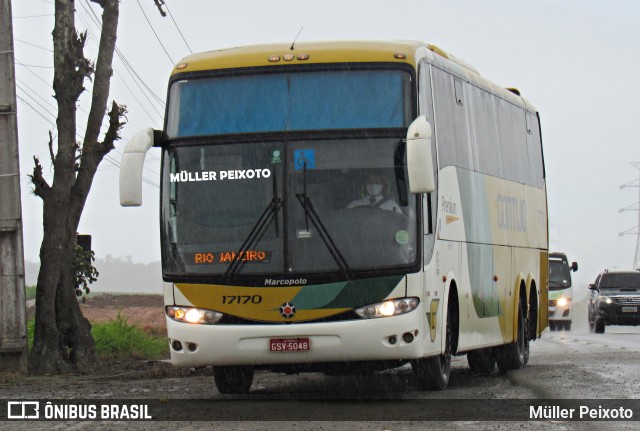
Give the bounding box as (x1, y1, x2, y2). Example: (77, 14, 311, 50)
(120, 41, 548, 392)
(548, 252, 578, 331)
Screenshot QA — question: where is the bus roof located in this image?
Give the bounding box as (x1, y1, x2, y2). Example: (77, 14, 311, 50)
(171, 40, 536, 113)
(172, 40, 426, 73)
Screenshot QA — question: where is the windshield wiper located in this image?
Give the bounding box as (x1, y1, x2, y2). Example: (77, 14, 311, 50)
(296, 162, 351, 278)
(224, 170, 282, 279)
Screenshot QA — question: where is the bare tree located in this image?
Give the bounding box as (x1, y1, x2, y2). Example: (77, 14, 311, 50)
(28, 0, 125, 374)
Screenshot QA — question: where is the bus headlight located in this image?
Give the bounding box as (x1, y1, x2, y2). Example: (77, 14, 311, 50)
(355, 298, 419, 319)
(557, 297, 569, 307)
(166, 306, 224, 324)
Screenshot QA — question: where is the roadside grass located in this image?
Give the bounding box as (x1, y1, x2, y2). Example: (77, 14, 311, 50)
(92, 313, 168, 360)
(27, 313, 169, 361)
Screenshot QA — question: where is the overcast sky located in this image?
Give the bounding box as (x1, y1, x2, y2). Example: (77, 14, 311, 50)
(11, 0, 640, 289)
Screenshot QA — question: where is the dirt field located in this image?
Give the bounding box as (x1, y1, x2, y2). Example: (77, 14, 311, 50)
(79, 293, 166, 335)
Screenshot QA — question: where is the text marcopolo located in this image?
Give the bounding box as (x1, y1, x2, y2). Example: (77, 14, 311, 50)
(170, 169, 271, 183)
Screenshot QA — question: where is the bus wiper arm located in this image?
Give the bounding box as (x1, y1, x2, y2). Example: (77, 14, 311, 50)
(225, 171, 282, 279)
(296, 162, 351, 278)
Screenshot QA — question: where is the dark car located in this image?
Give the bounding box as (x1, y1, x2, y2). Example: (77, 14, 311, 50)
(588, 270, 640, 333)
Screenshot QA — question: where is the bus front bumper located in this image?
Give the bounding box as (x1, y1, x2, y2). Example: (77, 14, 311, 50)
(165, 309, 433, 368)
(548, 304, 571, 321)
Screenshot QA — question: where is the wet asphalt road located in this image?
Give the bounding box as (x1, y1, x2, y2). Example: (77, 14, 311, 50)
(2, 302, 639, 430)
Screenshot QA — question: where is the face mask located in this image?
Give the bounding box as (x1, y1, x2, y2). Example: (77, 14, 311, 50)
(366, 183, 383, 197)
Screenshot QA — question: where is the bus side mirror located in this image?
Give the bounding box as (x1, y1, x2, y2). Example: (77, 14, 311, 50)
(119, 128, 156, 207)
(571, 262, 578, 272)
(406, 116, 435, 194)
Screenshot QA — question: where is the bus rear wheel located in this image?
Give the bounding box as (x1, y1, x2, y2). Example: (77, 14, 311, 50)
(213, 366, 254, 394)
(497, 302, 529, 373)
(412, 310, 452, 390)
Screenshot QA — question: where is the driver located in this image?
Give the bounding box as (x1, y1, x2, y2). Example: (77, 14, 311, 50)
(347, 172, 402, 213)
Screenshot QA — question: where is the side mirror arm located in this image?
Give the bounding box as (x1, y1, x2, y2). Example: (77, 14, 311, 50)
(119, 128, 158, 207)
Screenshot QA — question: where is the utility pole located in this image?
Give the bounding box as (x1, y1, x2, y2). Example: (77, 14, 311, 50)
(619, 162, 640, 270)
(0, 0, 27, 373)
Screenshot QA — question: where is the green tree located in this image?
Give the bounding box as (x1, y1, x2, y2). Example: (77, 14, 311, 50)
(74, 242, 99, 302)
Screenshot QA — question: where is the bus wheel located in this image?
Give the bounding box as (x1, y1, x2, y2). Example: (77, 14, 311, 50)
(564, 321, 572, 331)
(497, 303, 529, 373)
(412, 310, 452, 390)
(594, 319, 605, 334)
(467, 348, 496, 376)
(213, 366, 254, 394)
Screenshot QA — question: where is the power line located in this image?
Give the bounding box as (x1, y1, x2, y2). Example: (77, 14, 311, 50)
(619, 162, 640, 269)
(15, 58, 53, 88)
(14, 60, 53, 69)
(13, 14, 54, 19)
(15, 0, 161, 190)
(16, 60, 92, 117)
(14, 38, 53, 52)
(16, 95, 56, 128)
(114, 70, 164, 126)
(16, 83, 57, 120)
(76, 2, 165, 125)
(116, 51, 166, 107)
(164, 2, 192, 54)
(16, 77, 57, 111)
(17, 90, 160, 189)
(79, 1, 166, 108)
(17, 71, 160, 189)
(135, 0, 175, 65)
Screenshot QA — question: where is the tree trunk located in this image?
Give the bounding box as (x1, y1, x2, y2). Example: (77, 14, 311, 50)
(28, 0, 123, 375)
(29, 189, 76, 374)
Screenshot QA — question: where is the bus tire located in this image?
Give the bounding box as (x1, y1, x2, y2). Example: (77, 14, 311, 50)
(412, 309, 452, 390)
(467, 348, 496, 376)
(497, 301, 529, 373)
(564, 321, 572, 331)
(594, 319, 605, 334)
(213, 366, 254, 394)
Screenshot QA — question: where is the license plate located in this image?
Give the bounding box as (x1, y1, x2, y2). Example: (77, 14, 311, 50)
(622, 306, 638, 313)
(269, 337, 310, 352)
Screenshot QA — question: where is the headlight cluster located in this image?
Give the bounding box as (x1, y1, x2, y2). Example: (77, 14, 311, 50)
(597, 295, 613, 304)
(355, 297, 419, 319)
(166, 306, 223, 324)
(557, 297, 570, 307)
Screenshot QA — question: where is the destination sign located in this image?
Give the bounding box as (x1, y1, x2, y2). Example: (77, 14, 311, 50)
(193, 250, 271, 264)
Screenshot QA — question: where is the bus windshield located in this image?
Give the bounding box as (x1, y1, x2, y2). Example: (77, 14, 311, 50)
(549, 258, 572, 290)
(161, 137, 418, 280)
(165, 68, 412, 137)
